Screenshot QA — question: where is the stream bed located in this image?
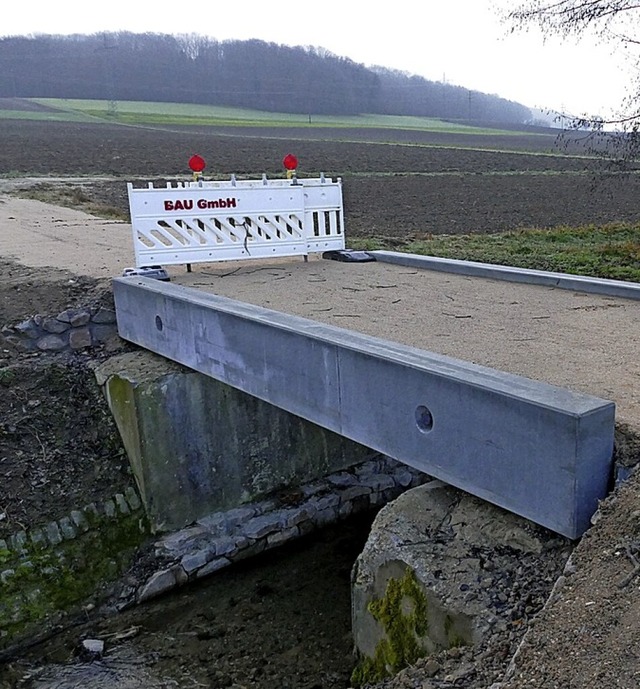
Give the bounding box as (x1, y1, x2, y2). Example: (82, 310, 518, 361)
(1, 514, 375, 689)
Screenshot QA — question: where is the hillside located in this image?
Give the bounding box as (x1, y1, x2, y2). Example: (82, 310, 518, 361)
(0, 33, 532, 124)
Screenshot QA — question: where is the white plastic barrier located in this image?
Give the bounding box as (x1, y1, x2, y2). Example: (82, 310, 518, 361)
(127, 176, 345, 267)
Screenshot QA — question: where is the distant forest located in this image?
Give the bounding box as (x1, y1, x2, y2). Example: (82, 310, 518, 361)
(0, 33, 532, 124)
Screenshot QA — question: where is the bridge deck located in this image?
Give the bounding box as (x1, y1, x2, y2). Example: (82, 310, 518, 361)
(112, 254, 640, 538)
(169, 253, 639, 429)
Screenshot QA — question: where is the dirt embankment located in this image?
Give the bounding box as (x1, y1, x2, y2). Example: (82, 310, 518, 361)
(0, 260, 132, 538)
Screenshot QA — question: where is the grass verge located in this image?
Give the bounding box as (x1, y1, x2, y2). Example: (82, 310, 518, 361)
(350, 222, 640, 282)
(15, 184, 128, 220)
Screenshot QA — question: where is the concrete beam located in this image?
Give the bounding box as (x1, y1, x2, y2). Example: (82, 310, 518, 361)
(373, 251, 640, 301)
(112, 277, 615, 538)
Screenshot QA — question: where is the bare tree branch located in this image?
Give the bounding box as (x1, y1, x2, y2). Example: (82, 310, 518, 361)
(505, 0, 640, 166)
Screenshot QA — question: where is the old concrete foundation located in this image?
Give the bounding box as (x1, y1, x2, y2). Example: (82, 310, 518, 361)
(95, 351, 373, 533)
(350, 481, 572, 685)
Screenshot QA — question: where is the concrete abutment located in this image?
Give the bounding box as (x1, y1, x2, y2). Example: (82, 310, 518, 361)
(95, 350, 376, 533)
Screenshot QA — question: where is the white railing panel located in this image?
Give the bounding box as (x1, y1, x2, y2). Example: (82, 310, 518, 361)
(128, 177, 345, 267)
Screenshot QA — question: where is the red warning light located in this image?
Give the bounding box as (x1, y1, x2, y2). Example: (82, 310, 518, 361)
(283, 154, 298, 171)
(189, 154, 206, 173)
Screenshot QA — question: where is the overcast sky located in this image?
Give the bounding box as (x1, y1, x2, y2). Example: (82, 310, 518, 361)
(0, 0, 633, 118)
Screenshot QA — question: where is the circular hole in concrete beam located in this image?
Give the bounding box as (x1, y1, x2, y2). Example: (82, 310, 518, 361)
(415, 405, 434, 434)
(155, 315, 164, 332)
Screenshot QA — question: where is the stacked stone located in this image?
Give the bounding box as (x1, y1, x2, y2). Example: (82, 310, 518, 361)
(0, 486, 145, 649)
(137, 456, 430, 602)
(1, 306, 120, 353)
(0, 486, 142, 563)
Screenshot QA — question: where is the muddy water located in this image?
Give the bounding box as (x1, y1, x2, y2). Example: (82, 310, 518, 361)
(1, 515, 375, 689)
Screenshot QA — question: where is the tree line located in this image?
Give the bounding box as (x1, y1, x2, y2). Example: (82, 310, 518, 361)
(0, 33, 532, 123)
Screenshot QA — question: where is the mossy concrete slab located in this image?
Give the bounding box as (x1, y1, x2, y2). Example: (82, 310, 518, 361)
(96, 351, 372, 533)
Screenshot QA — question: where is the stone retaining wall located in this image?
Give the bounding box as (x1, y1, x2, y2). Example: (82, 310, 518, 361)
(1, 306, 120, 353)
(1, 455, 429, 656)
(131, 455, 429, 604)
(0, 485, 148, 656)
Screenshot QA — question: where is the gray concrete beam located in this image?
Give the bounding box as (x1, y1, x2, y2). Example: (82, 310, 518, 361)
(112, 277, 615, 538)
(372, 251, 640, 301)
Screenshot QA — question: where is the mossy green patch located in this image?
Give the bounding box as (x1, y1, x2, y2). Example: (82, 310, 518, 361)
(444, 614, 466, 648)
(0, 508, 149, 650)
(0, 368, 17, 386)
(351, 567, 429, 686)
(0, 548, 10, 568)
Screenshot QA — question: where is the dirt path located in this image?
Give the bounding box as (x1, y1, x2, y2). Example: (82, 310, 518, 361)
(0, 195, 134, 278)
(3, 191, 637, 427)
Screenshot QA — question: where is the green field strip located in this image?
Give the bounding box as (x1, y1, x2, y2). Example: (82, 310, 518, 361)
(30, 98, 535, 136)
(351, 222, 640, 283)
(0, 109, 96, 123)
(1, 98, 573, 159)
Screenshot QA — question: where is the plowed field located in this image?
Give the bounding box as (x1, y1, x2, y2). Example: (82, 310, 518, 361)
(1, 118, 638, 239)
